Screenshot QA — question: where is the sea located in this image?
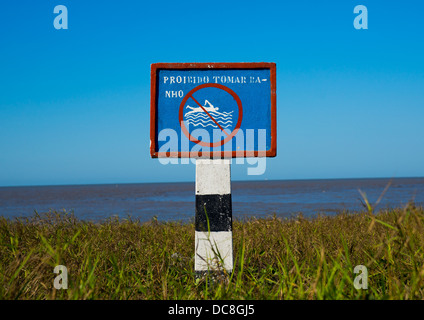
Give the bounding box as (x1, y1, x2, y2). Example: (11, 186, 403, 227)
(0, 177, 423, 223)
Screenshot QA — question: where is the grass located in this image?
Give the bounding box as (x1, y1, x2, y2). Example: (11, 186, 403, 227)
(1, 203, 424, 300)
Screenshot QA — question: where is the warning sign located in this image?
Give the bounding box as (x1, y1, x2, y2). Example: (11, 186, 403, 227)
(150, 62, 276, 158)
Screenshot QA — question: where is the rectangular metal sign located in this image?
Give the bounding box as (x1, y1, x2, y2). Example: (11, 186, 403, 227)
(150, 62, 276, 158)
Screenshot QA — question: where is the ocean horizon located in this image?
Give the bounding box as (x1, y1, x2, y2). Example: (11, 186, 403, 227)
(1, 177, 423, 223)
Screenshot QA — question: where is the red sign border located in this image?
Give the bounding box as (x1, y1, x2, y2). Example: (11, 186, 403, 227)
(150, 62, 277, 158)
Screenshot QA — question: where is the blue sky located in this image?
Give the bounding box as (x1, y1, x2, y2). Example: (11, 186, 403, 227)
(0, 0, 423, 186)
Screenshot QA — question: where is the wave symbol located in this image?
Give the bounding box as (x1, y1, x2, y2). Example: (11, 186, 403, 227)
(184, 100, 234, 129)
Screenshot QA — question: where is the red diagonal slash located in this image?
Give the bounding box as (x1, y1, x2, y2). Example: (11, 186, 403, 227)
(189, 95, 230, 137)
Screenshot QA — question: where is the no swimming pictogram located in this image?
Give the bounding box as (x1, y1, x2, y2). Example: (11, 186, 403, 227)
(179, 83, 243, 148)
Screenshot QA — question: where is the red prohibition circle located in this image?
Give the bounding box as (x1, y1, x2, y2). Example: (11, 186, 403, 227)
(179, 83, 243, 148)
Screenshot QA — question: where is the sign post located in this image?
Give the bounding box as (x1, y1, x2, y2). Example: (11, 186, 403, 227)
(195, 159, 233, 276)
(150, 62, 277, 277)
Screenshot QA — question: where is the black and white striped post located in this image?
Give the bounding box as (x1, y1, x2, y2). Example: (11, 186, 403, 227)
(195, 159, 233, 277)
(150, 62, 277, 278)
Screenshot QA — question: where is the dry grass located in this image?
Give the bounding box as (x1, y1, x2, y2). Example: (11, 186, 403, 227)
(1, 203, 424, 300)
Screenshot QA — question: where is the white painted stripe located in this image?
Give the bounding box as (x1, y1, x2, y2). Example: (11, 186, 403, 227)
(195, 231, 233, 272)
(196, 159, 231, 195)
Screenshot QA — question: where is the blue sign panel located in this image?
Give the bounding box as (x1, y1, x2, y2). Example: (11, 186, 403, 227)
(150, 63, 276, 158)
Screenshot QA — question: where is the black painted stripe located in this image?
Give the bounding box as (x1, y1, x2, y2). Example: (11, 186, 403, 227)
(195, 194, 232, 232)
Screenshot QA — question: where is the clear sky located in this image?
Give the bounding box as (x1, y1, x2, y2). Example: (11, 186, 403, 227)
(0, 0, 423, 187)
